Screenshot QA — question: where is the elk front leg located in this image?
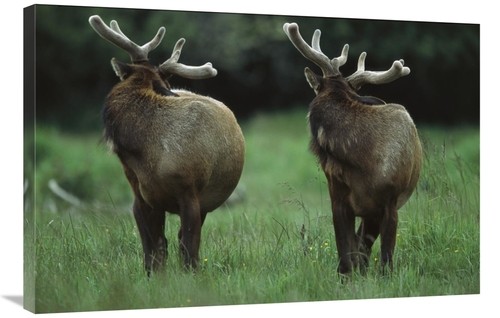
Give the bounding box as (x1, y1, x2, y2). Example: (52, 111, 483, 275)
(327, 176, 357, 277)
(177, 196, 204, 270)
(332, 199, 356, 276)
(132, 195, 167, 275)
(356, 217, 381, 275)
(379, 204, 398, 276)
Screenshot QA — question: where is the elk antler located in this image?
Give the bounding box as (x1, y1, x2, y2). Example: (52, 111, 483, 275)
(283, 22, 348, 78)
(346, 52, 411, 90)
(159, 38, 217, 79)
(89, 15, 165, 64)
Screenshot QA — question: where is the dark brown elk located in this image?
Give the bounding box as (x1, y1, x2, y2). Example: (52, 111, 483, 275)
(89, 15, 245, 274)
(283, 23, 422, 277)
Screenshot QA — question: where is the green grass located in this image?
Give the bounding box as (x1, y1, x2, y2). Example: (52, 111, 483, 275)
(25, 109, 479, 313)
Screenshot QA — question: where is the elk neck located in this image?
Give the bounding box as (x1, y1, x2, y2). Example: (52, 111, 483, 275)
(307, 76, 379, 168)
(308, 76, 369, 136)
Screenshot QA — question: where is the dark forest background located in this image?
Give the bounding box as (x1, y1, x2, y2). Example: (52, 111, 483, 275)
(28, 4, 479, 131)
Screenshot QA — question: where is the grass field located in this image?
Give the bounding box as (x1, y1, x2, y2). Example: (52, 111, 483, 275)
(24, 109, 480, 313)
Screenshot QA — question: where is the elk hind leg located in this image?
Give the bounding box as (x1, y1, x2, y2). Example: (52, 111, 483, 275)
(177, 195, 204, 270)
(123, 165, 167, 275)
(380, 203, 398, 276)
(356, 217, 381, 275)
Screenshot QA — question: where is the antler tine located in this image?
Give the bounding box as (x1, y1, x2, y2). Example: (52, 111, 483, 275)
(283, 23, 340, 78)
(109, 20, 131, 41)
(159, 38, 218, 80)
(166, 38, 186, 64)
(346, 52, 411, 90)
(311, 29, 322, 52)
(141, 27, 165, 56)
(332, 44, 349, 72)
(89, 15, 165, 64)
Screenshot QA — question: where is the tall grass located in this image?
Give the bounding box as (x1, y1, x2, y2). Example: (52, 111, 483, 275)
(25, 110, 479, 313)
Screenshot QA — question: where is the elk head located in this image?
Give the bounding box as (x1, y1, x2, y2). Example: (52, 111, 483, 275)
(283, 22, 421, 278)
(283, 22, 410, 95)
(89, 15, 217, 86)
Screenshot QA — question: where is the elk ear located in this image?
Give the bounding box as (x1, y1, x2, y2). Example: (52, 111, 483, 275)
(111, 58, 132, 81)
(304, 67, 322, 95)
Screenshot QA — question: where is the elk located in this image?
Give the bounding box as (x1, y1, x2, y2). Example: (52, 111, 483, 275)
(283, 23, 422, 277)
(88, 15, 245, 274)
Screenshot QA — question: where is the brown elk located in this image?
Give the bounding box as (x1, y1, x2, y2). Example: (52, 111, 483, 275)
(89, 15, 245, 274)
(283, 23, 422, 277)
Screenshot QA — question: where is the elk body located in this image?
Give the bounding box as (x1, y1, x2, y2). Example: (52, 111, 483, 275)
(283, 23, 422, 276)
(89, 16, 245, 274)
